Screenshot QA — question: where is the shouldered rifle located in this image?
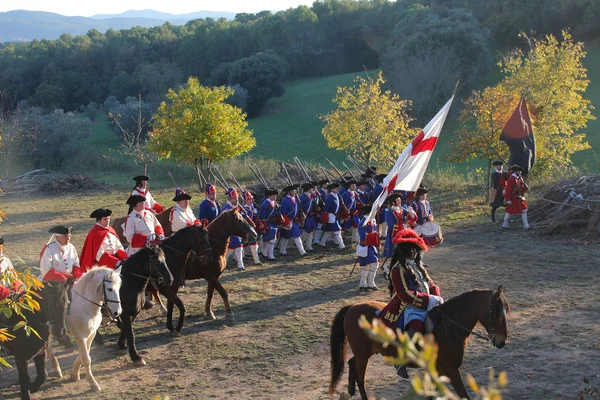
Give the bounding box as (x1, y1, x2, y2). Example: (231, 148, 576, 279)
(248, 164, 268, 187)
(294, 157, 312, 183)
(229, 173, 245, 196)
(210, 166, 228, 192)
(343, 162, 358, 181)
(325, 158, 348, 182)
(280, 162, 294, 186)
(167, 170, 179, 189)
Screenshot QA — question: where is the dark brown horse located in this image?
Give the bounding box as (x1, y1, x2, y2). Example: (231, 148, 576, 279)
(329, 286, 510, 400)
(183, 209, 257, 323)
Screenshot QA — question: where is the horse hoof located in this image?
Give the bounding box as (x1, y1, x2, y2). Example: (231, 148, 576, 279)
(91, 384, 101, 392)
(133, 359, 147, 367)
(119, 348, 128, 355)
(204, 312, 216, 321)
(170, 330, 181, 338)
(225, 313, 235, 324)
(71, 373, 80, 382)
(50, 369, 62, 378)
(340, 392, 351, 400)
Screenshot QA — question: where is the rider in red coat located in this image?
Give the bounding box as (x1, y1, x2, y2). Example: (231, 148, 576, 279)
(80, 208, 128, 275)
(502, 165, 530, 230)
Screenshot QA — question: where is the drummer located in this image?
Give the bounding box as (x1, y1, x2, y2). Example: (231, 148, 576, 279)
(411, 188, 434, 228)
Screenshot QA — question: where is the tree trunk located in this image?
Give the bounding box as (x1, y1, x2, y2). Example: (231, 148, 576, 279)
(485, 158, 492, 203)
(194, 158, 203, 193)
(143, 162, 148, 176)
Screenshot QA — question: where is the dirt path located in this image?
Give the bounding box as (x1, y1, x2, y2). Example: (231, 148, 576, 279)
(1, 193, 599, 399)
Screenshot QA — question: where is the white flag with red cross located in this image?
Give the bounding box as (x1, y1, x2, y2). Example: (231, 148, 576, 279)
(363, 95, 455, 225)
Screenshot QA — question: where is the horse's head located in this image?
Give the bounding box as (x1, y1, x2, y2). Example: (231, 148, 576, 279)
(147, 245, 174, 289)
(103, 267, 123, 319)
(192, 225, 213, 264)
(227, 209, 258, 243)
(482, 285, 510, 349)
(41, 280, 70, 337)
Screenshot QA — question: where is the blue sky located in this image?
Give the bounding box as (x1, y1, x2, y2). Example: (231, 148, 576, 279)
(0, 0, 315, 16)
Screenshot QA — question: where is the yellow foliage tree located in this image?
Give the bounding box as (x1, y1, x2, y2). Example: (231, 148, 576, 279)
(148, 77, 256, 191)
(321, 71, 419, 167)
(451, 31, 595, 176)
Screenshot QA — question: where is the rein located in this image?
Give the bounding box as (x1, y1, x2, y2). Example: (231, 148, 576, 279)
(71, 278, 120, 323)
(161, 229, 212, 260)
(441, 314, 490, 342)
(121, 252, 165, 284)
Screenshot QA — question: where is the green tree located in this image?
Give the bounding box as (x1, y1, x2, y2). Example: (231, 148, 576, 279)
(321, 71, 418, 167)
(148, 77, 255, 191)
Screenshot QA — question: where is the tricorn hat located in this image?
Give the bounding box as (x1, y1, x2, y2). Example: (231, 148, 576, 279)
(126, 195, 146, 206)
(317, 179, 329, 185)
(49, 225, 72, 235)
(283, 185, 298, 192)
(344, 180, 357, 187)
(173, 188, 192, 202)
(265, 188, 278, 197)
(387, 193, 402, 204)
(492, 160, 503, 166)
(301, 182, 315, 191)
(327, 183, 340, 190)
(356, 180, 368, 186)
(90, 208, 112, 219)
(375, 174, 387, 183)
(416, 188, 428, 197)
(509, 165, 524, 172)
(133, 175, 149, 182)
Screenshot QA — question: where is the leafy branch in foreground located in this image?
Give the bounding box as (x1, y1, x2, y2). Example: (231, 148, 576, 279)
(359, 316, 508, 399)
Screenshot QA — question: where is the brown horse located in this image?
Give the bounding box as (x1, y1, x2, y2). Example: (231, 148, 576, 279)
(183, 209, 257, 322)
(329, 286, 510, 400)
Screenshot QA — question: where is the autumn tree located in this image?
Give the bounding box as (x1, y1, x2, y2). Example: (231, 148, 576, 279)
(321, 71, 419, 167)
(451, 31, 595, 176)
(148, 77, 256, 191)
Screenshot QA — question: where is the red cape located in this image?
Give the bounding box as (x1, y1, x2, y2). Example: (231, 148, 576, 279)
(80, 224, 120, 273)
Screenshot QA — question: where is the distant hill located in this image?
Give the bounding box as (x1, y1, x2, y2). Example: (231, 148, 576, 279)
(0, 9, 236, 42)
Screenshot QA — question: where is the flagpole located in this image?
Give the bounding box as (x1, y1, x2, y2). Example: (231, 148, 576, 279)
(452, 80, 460, 97)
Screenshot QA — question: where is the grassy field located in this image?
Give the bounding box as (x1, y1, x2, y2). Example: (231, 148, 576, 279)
(0, 185, 599, 399)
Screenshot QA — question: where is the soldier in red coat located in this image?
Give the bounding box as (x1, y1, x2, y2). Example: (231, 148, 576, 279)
(80, 208, 128, 275)
(378, 227, 443, 378)
(502, 165, 530, 230)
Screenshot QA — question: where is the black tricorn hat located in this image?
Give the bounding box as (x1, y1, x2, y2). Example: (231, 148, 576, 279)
(301, 182, 315, 191)
(344, 180, 357, 187)
(0, 236, 4, 245)
(357, 180, 368, 186)
(509, 165, 524, 172)
(173, 189, 192, 202)
(375, 174, 387, 182)
(133, 175, 149, 182)
(327, 183, 340, 190)
(317, 179, 329, 185)
(126, 195, 146, 205)
(387, 193, 402, 204)
(283, 185, 298, 192)
(416, 188, 428, 197)
(90, 208, 112, 219)
(492, 160, 503, 166)
(265, 188, 278, 196)
(49, 225, 72, 235)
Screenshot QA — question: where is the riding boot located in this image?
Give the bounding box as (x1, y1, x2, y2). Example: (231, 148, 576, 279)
(143, 291, 155, 310)
(234, 247, 245, 270)
(319, 231, 332, 247)
(313, 228, 324, 244)
(358, 267, 368, 290)
(333, 232, 345, 250)
(279, 238, 289, 255)
(367, 263, 379, 290)
(250, 244, 262, 265)
(294, 237, 307, 256)
(396, 328, 417, 379)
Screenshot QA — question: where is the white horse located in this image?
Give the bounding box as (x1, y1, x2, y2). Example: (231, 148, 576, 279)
(64, 266, 122, 392)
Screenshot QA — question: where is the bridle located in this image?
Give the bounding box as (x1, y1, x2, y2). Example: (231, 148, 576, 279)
(71, 274, 121, 324)
(435, 297, 504, 343)
(123, 252, 167, 285)
(160, 228, 212, 261)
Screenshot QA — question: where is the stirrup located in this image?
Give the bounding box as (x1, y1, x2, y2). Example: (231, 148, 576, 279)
(396, 364, 409, 379)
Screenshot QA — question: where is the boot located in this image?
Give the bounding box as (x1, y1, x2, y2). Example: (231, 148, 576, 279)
(279, 238, 289, 255)
(351, 227, 359, 243)
(333, 232, 346, 250)
(319, 231, 332, 247)
(358, 268, 368, 291)
(522, 210, 530, 230)
(250, 244, 262, 265)
(367, 264, 379, 290)
(267, 241, 276, 260)
(314, 228, 324, 244)
(294, 237, 307, 256)
(234, 247, 245, 270)
(396, 328, 416, 379)
(304, 232, 314, 251)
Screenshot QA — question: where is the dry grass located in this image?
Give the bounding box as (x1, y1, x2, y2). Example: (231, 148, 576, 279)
(1, 187, 599, 399)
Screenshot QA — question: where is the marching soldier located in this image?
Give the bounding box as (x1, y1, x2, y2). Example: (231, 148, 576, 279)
(170, 189, 202, 233)
(39, 225, 82, 281)
(411, 188, 434, 226)
(490, 161, 508, 223)
(279, 185, 307, 257)
(132, 175, 165, 214)
(259, 188, 280, 261)
(341, 180, 359, 243)
(222, 188, 249, 270)
(199, 184, 221, 226)
(299, 182, 318, 252)
(80, 208, 128, 275)
(372, 174, 388, 238)
(319, 183, 346, 250)
(356, 206, 380, 291)
(242, 191, 263, 266)
(502, 165, 530, 230)
(313, 179, 329, 245)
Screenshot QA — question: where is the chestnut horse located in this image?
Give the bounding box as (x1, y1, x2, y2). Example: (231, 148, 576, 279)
(329, 286, 510, 400)
(183, 209, 257, 322)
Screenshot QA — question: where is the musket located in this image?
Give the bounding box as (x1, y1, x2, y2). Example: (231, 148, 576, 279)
(228, 172, 245, 195)
(307, 165, 322, 181)
(349, 257, 359, 277)
(276, 169, 290, 185)
(342, 162, 358, 181)
(248, 164, 267, 187)
(319, 165, 336, 182)
(209, 166, 228, 192)
(254, 164, 269, 188)
(325, 158, 348, 182)
(293, 157, 311, 183)
(347, 156, 366, 177)
(197, 168, 209, 187)
(280, 162, 294, 186)
(167, 170, 179, 188)
(213, 165, 230, 188)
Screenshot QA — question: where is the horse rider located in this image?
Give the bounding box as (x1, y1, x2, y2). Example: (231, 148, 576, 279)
(299, 182, 318, 252)
(199, 183, 221, 226)
(341, 180, 360, 244)
(356, 205, 380, 291)
(80, 208, 128, 276)
(132, 175, 165, 214)
(490, 161, 508, 223)
(241, 190, 263, 266)
(378, 228, 443, 378)
(411, 188, 434, 233)
(319, 182, 346, 250)
(170, 189, 202, 233)
(313, 179, 329, 245)
(222, 188, 250, 270)
(279, 185, 308, 257)
(383, 193, 416, 275)
(0, 236, 20, 301)
(259, 188, 280, 261)
(502, 165, 530, 231)
(39, 225, 82, 282)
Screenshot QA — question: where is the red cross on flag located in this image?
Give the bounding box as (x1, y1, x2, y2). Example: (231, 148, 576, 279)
(363, 95, 455, 225)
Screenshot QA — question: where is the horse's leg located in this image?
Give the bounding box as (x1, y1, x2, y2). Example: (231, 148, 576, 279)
(153, 291, 168, 317)
(346, 357, 357, 397)
(353, 354, 370, 400)
(15, 355, 32, 400)
(29, 350, 47, 393)
(212, 278, 233, 323)
(166, 293, 175, 332)
(117, 318, 128, 354)
(204, 281, 216, 320)
(83, 331, 101, 391)
(46, 334, 62, 378)
(165, 286, 185, 336)
(440, 366, 470, 400)
(121, 314, 145, 366)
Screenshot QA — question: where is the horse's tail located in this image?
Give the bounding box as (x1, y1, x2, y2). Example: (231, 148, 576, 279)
(329, 304, 352, 395)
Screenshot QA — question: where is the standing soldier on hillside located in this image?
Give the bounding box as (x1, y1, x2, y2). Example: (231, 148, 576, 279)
(279, 185, 308, 257)
(502, 165, 530, 230)
(132, 175, 165, 214)
(259, 188, 280, 261)
(490, 161, 508, 223)
(356, 205, 380, 291)
(199, 184, 221, 226)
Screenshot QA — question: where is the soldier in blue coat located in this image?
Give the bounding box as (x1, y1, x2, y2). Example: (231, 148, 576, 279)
(299, 182, 318, 252)
(313, 179, 329, 245)
(372, 174, 388, 238)
(341, 180, 359, 243)
(242, 191, 262, 266)
(357, 205, 380, 290)
(198, 184, 221, 225)
(279, 185, 307, 256)
(258, 188, 280, 260)
(318, 183, 345, 250)
(222, 188, 249, 270)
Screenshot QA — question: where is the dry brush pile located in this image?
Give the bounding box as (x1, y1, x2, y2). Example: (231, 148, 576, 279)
(0, 169, 106, 195)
